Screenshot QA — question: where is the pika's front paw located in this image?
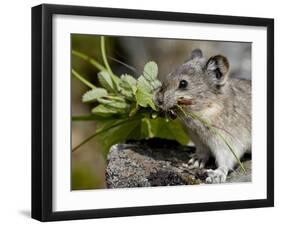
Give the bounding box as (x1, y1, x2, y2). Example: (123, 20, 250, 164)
(205, 167, 227, 184)
(187, 153, 209, 169)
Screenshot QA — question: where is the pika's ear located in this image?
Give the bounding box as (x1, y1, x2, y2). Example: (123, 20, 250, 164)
(205, 55, 230, 86)
(190, 49, 203, 60)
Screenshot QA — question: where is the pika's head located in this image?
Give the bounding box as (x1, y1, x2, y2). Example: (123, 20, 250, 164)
(154, 49, 230, 115)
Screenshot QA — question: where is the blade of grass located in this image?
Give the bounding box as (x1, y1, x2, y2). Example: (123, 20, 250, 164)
(72, 69, 96, 89)
(108, 55, 139, 75)
(72, 116, 141, 152)
(72, 49, 106, 72)
(176, 104, 246, 172)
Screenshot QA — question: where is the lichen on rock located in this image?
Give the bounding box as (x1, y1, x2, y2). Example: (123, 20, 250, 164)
(105, 139, 251, 188)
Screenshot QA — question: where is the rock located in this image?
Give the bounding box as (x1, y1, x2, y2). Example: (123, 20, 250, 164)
(105, 139, 251, 188)
(227, 159, 251, 183)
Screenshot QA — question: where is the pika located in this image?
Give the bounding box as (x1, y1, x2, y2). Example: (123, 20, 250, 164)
(154, 49, 251, 183)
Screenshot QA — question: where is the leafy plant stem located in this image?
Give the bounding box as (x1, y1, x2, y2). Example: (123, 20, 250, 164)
(72, 117, 141, 152)
(176, 104, 246, 173)
(101, 36, 113, 75)
(72, 49, 106, 72)
(72, 69, 96, 89)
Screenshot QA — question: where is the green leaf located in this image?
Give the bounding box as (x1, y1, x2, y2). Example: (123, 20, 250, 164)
(141, 118, 153, 138)
(139, 61, 162, 92)
(103, 95, 125, 101)
(98, 71, 115, 92)
(120, 74, 137, 88)
(135, 88, 157, 110)
(120, 89, 135, 101)
(156, 119, 189, 145)
(135, 74, 157, 110)
(82, 88, 108, 103)
(145, 117, 189, 145)
(151, 80, 162, 90)
(96, 117, 141, 153)
(111, 74, 122, 92)
(91, 104, 120, 117)
(143, 61, 158, 81)
(129, 103, 139, 117)
(137, 76, 152, 93)
(119, 74, 137, 100)
(97, 98, 130, 110)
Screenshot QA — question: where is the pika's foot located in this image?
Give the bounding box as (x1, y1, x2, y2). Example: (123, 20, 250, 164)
(187, 153, 209, 169)
(205, 167, 227, 184)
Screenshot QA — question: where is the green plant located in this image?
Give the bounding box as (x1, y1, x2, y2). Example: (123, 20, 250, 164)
(72, 36, 189, 153)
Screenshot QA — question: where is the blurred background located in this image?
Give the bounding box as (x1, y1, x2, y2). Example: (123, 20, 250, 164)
(71, 34, 251, 190)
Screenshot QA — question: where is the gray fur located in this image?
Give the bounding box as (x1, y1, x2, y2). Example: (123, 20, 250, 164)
(154, 49, 251, 183)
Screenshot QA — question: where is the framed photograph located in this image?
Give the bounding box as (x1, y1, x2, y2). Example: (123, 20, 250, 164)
(32, 4, 274, 221)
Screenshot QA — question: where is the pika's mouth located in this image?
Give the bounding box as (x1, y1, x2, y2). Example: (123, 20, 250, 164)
(160, 97, 193, 120)
(160, 97, 194, 120)
(177, 97, 193, 106)
(158, 107, 178, 120)
(167, 108, 178, 120)
(172, 97, 194, 119)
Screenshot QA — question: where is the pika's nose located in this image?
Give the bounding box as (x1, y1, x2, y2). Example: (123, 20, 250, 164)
(153, 91, 164, 108)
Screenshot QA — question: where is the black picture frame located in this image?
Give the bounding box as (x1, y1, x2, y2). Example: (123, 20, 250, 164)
(32, 3, 274, 222)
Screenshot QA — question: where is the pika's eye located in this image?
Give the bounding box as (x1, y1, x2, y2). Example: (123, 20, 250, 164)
(179, 80, 188, 89)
